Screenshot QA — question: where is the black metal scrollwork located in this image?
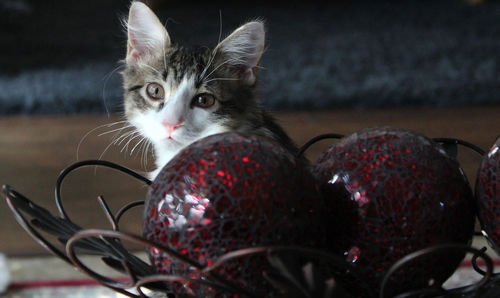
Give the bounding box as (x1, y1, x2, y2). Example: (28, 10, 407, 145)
(2, 135, 499, 297)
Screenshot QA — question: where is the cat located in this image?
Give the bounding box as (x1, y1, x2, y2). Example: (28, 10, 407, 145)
(121, 2, 298, 179)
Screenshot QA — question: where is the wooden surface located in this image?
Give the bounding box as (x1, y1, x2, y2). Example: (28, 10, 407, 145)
(0, 106, 499, 256)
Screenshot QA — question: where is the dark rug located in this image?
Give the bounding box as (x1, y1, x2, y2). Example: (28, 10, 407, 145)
(1, 0, 500, 115)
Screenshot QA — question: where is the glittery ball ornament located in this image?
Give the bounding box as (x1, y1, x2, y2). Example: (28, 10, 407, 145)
(143, 132, 327, 297)
(476, 136, 500, 252)
(311, 127, 475, 297)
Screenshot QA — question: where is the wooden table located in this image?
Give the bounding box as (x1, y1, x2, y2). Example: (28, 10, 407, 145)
(1, 106, 499, 255)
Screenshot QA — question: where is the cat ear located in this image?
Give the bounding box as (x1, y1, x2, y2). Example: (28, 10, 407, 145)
(215, 21, 265, 85)
(126, 2, 171, 64)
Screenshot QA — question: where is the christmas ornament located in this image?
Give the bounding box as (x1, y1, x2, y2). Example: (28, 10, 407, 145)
(476, 136, 500, 252)
(143, 132, 327, 296)
(311, 127, 475, 297)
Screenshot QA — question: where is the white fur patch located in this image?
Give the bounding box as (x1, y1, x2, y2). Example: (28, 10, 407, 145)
(130, 74, 231, 179)
(150, 122, 230, 179)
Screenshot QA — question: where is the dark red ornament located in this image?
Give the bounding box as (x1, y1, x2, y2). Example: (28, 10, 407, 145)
(143, 132, 327, 296)
(476, 136, 500, 252)
(311, 127, 475, 297)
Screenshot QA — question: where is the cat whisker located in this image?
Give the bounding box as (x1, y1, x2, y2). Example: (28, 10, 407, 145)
(115, 130, 139, 147)
(199, 11, 223, 82)
(100, 123, 135, 150)
(203, 77, 239, 84)
(143, 140, 152, 170)
(138, 62, 163, 76)
(134, 137, 153, 172)
(199, 48, 218, 82)
(203, 58, 242, 82)
(161, 33, 168, 74)
(97, 124, 135, 137)
(130, 136, 147, 156)
(217, 10, 223, 45)
(102, 64, 126, 116)
(160, 34, 168, 75)
(160, 16, 177, 73)
(120, 133, 143, 154)
(162, 50, 168, 76)
(76, 120, 129, 160)
(138, 138, 148, 169)
(98, 130, 139, 161)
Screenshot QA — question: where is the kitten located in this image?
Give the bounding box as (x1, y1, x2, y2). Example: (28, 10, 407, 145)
(121, 2, 298, 178)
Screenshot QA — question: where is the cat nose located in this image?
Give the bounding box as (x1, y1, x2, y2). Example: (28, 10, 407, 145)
(162, 120, 182, 135)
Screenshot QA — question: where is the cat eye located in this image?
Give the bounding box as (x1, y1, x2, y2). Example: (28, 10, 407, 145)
(146, 83, 165, 101)
(191, 93, 216, 108)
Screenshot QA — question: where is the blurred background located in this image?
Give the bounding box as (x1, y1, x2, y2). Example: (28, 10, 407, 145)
(0, 0, 499, 295)
(0, 0, 499, 261)
(2, 0, 500, 114)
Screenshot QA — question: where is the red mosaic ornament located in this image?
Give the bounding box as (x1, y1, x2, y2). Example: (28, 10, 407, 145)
(143, 132, 327, 296)
(476, 136, 500, 252)
(311, 127, 475, 297)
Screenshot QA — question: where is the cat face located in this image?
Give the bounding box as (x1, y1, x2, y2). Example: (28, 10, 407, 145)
(121, 2, 265, 172)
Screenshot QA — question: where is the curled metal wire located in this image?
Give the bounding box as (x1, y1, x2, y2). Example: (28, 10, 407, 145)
(379, 244, 495, 298)
(54, 159, 152, 221)
(4, 185, 74, 265)
(432, 137, 486, 156)
(297, 133, 344, 158)
(297, 133, 486, 160)
(2, 160, 360, 297)
(2, 134, 499, 297)
(4, 183, 363, 297)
